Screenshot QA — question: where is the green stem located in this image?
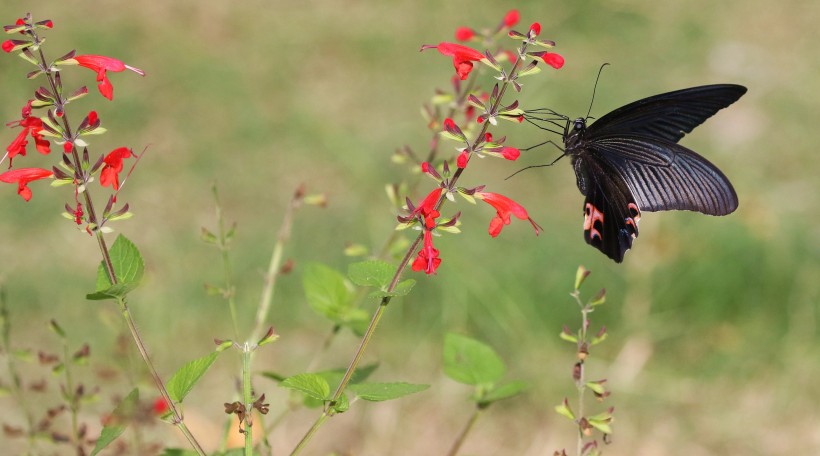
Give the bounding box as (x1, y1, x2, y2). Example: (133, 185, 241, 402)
(61, 338, 81, 454)
(445, 408, 483, 456)
(243, 344, 254, 456)
(212, 184, 240, 340)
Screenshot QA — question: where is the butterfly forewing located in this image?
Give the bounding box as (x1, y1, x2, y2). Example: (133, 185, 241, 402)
(587, 84, 747, 143)
(589, 135, 738, 215)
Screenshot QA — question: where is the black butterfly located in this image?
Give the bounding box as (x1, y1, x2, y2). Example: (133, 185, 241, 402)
(526, 84, 747, 262)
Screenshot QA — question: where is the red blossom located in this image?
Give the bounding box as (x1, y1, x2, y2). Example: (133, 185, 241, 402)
(538, 52, 565, 69)
(412, 187, 443, 229)
(0, 167, 53, 201)
(500, 147, 520, 161)
(475, 191, 542, 237)
(456, 151, 469, 169)
(455, 27, 474, 41)
(530, 22, 541, 36)
(6, 101, 51, 165)
(1, 40, 14, 53)
(71, 55, 145, 101)
(421, 42, 486, 80)
(503, 10, 520, 28)
(100, 147, 133, 191)
(152, 398, 170, 416)
(411, 230, 441, 275)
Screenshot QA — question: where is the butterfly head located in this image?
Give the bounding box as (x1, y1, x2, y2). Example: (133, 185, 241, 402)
(563, 117, 588, 151)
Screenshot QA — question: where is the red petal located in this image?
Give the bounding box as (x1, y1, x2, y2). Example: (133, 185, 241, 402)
(97, 74, 114, 100)
(455, 27, 474, 41)
(436, 42, 485, 62)
(529, 22, 541, 35)
(541, 52, 565, 69)
(454, 60, 474, 80)
(1, 40, 14, 53)
(503, 10, 520, 27)
(456, 151, 469, 169)
(501, 147, 520, 161)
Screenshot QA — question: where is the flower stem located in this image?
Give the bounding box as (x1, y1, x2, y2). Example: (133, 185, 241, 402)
(24, 24, 208, 455)
(242, 344, 254, 456)
(289, 35, 532, 456)
(446, 408, 483, 456)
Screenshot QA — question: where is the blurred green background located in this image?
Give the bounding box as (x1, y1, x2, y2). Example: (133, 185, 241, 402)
(1, 1, 818, 455)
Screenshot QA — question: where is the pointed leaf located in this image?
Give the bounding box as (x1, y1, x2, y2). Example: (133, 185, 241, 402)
(166, 351, 220, 402)
(280, 373, 330, 401)
(347, 382, 429, 401)
(479, 380, 528, 404)
(443, 333, 506, 385)
(302, 263, 355, 323)
(86, 235, 144, 301)
(348, 260, 393, 288)
(90, 388, 139, 456)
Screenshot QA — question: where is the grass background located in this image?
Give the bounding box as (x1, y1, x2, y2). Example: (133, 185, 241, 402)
(1, 1, 818, 455)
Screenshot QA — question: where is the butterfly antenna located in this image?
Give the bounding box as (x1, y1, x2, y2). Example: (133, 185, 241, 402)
(585, 62, 610, 120)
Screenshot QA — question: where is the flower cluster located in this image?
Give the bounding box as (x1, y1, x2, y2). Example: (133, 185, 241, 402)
(397, 10, 560, 275)
(1, 14, 143, 232)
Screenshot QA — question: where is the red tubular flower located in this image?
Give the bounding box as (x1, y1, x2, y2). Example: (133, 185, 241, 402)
(421, 42, 486, 80)
(71, 55, 145, 100)
(503, 10, 520, 28)
(1, 40, 14, 53)
(456, 150, 469, 169)
(6, 101, 50, 164)
(152, 398, 170, 416)
(0, 167, 53, 201)
(538, 52, 565, 69)
(411, 229, 441, 275)
(500, 147, 520, 161)
(412, 187, 443, 229)
(475, 191, 542, 237)
(455, 27, 475, 41)
(100, 147, 133, 190)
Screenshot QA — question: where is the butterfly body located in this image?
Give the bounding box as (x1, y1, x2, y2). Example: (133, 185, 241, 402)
(557, 84, 747, 262)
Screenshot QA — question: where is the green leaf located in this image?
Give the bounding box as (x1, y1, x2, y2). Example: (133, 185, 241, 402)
(443, 333, 506, 386)
(330, 393, 349, 413)
(313, 364, 380, 392)
(166, 352, 219, 403)
(90, 388, 139, 456)
(347, 382, 429, 402)
(554, 398, 575, 421)
(348, 260, 393, 288)
(86, 235, 144, 301)
(281, 373, 330, 401)
(302, 263, 355, 323)
(479, 380, 528, 405)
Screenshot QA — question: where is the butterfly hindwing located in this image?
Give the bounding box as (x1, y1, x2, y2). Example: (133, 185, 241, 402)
(588, 135, 738, 215)
(586, 84, 747, 143)
(573, 155, 641, 262)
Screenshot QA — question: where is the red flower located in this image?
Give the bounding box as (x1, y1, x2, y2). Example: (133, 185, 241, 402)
(6, 101, 50, 165)
(71, 55, 145, 100)
(529, 22, 541, 36)
(455, 27, 475, 41)
(100, 147, 133, 190)
(412, 187, 442, 229)
(456, 151, 469, 169)
(503, 10, 520, 28)
(537, 52, 565, 69)
(411, 229, 441, 275)
(421, 42, 486, 80)
(152, 398, 170, 416)
(475, 191, 542, 237)
(1, 40, 14, 53)
(0, 167, 53, 201)
(500, 147, 520, 160)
